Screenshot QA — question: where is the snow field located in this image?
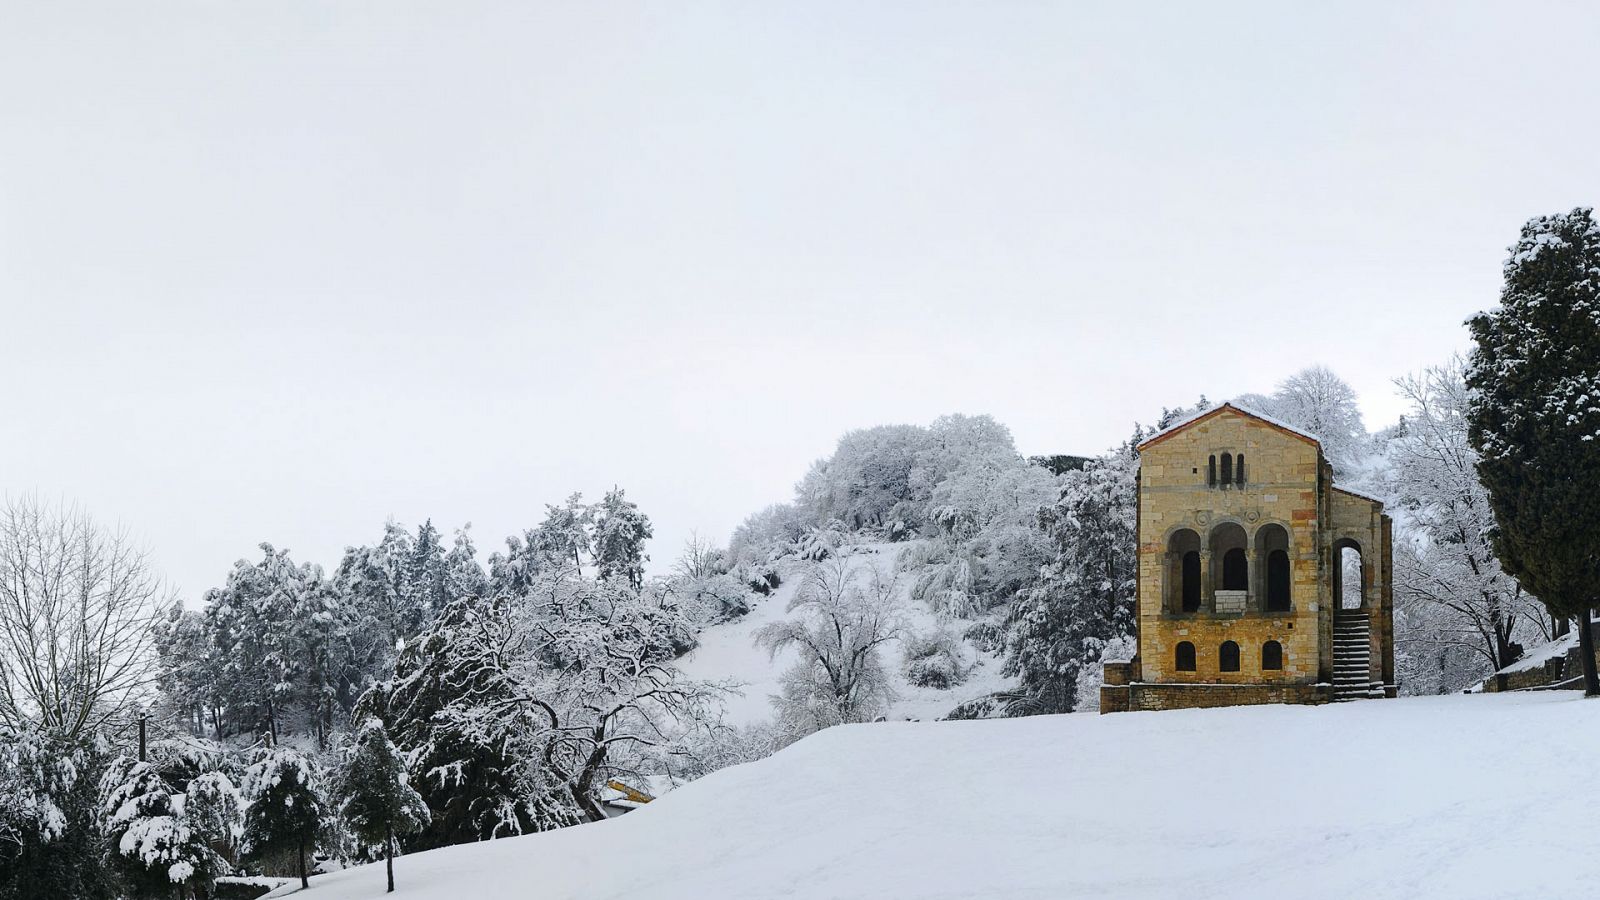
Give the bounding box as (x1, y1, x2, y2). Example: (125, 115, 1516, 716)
(304, 692, 1597, 900)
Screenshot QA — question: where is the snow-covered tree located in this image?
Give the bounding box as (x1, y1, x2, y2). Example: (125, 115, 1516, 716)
(1383, 359, 1546, 688)
(403, 520, 451, 621)
(152, 604, 224, 739)
(591, 488, 653, 590)
(180, 770, 241, 863)
(201, 545, 328, 742)
(797, 424, 934, 533)
(793, 415, 1018, 537)
(1003, 442, 1138, 714)
(900, 625, 969, 689)
(490, 495, 594, 594)
(335, 719, 428, 893)
(1, 727, 112, 900)
(660, 535, 752, 626)
(754, 558, 907, 740)
(356, 595, 580, 849)
(1238, 365, 1368, 474)
(101, 757, 227, 899)
(727, 502, 805, 589)
(333, 522, 424, 672)
(520, 575, 728, 821)
(1466, 207, 1600, 697)
(443, 525, 490, 602)
(902, 453, 1058, 617)
(240, 748, 329, 890)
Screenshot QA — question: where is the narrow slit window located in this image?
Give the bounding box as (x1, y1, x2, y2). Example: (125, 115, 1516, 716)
(1236, 454, 1245, 485)
(1221, 452, 1233, 486)
(1208, 455, 1217, 487)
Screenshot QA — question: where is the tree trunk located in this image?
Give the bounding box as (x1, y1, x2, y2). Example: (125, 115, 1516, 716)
(1579, 609, 1599, 698)
(298, 837, 309, 889)
(386, 823, 395, 893)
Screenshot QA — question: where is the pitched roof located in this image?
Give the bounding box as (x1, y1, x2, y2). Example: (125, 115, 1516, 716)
(1136, 402, 1321, 452)
(1332, 485, 1387, 506)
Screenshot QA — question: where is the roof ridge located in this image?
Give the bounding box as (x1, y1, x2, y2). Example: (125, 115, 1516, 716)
(1137, 402, 1321, 451)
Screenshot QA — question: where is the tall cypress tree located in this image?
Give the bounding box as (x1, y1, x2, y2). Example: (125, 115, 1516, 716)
(1465, 207, 1600, 697)
(336, 720, 428, 893)
(241, 748, 329, 890)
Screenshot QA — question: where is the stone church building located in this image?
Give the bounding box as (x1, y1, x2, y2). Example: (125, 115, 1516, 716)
(1101, 403, 1396, 713)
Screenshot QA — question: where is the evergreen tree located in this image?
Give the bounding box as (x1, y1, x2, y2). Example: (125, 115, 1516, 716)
(532, 493, 594, 573)
(404, 521, 450, 620)
(443, 526, 490, 601)
(355, 596, 579, 850)
(1465, 207, 1600, 696)
(592, 487, 653, 589)
(335, 719, 428, 893)
(240, 748, 329, 890)
(1, 727, 116, 900)
(100, 758, 227, 899)
(1003, 442, 1139, 714)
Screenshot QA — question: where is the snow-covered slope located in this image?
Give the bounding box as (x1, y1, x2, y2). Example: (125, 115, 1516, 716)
(677, 541, 1015, 726)
(305, 693, 1597, 900)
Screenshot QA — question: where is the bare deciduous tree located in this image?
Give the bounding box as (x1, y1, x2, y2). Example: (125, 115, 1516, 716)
(0, 497, 169, 739)
(755, 557, 906, 739)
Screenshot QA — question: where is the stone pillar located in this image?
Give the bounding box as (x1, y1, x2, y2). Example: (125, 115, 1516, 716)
(1162, 551, 1175, 614)
(1199, 550, 1214, 612)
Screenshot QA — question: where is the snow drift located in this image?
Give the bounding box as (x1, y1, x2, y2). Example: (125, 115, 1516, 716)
(304, 693, 1596, 899)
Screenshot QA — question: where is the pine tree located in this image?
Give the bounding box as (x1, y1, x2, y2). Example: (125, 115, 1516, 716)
(1465, 207, 1600, 697)
(1003, 442, 1139, 713)
(592, 488, 653, 589)
(240, 748, 329, 890)
(100, 758, 227, 899)
(405, 521, 450, 620)
(336, 720, 428, 893)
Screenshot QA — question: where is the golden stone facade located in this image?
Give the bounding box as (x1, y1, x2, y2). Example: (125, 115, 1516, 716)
(1101, 404, 1396, 713)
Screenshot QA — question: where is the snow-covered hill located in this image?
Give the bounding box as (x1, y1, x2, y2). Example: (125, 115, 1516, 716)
(304, 692, 1597, 900)
(677, 541, 1015, 726)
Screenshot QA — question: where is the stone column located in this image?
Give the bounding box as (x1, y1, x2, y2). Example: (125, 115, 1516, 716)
(1199, 550, 1213, 612)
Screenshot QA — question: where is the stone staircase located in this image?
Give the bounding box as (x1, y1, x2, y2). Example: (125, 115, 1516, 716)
(1332, 611, 1381, 701)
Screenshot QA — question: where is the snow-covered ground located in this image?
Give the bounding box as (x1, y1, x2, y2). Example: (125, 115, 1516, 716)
(677, 541, 1015, 726)
(303, 692, 1597, 900)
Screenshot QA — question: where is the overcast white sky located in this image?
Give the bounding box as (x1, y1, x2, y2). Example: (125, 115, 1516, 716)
(3, 2, 1597, 599)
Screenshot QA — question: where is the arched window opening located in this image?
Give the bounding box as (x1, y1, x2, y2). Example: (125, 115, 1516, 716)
(1222, 548, 1248, 591)
(1221, 452, 1233, 485)
(1267, 550, 1291, 611)
(1182, 551, 1201, 612)
(1262, 640, 1284, 671)
(1236, 454, 1245, 485)
(1253, 523, 1291, 613)
(1219, 641, 1240, 672)
(1209, 522, 1248, 606)
(1334, 540, 1364, 609)
(1176, 641, 1196, 672)
(1168, 529, 1202, 614)
(1208, 455, 1217, 487)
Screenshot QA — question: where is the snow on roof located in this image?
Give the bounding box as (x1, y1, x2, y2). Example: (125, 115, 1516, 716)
(1332, 484, 1388, 506)
(1137, 402, 1321, 451)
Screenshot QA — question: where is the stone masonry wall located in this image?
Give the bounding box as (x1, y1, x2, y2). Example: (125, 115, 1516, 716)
(1129, 681, 1330, 711)
(1137, 409, 1322, 686)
